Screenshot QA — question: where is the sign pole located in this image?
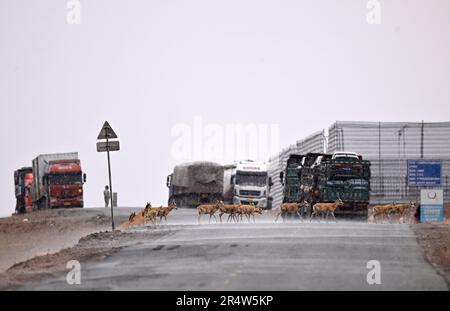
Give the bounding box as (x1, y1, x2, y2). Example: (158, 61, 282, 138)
(106, 127, 115, 231)
(97, 121, 119, 232)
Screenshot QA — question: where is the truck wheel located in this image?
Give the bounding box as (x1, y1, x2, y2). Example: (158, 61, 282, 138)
(16, 200, 25, 214)
(39, 197, 49, 210)
(37, 198, 44, 210)
(360, 206, 369, 220)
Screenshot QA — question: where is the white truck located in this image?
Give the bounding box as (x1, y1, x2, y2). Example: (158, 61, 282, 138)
(223, 160, 273, 209)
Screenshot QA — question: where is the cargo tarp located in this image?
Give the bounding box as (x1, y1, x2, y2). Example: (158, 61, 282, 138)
(172, 162, 224, 194)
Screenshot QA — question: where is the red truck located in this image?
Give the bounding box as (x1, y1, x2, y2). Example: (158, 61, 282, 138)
(14, 167, 34, 214)
(31, 153, 86, 210)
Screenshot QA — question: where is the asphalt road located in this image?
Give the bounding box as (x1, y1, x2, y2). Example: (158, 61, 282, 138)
(22, 208, 448, 290)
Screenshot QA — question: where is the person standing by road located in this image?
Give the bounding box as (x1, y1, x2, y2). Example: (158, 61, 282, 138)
(104, 185, 111, 208)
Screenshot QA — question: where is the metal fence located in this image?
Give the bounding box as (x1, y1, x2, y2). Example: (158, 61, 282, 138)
(268, 121, 450, 207)
(328, 121, 450, 203)
(370, 175, 450, 203)
(328, 121, 450, 159)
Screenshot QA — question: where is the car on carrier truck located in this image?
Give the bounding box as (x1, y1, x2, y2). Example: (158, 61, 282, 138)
(301, 151, 371, 218)
(280, 152, 371, 218)
(30, 152, 87, 210)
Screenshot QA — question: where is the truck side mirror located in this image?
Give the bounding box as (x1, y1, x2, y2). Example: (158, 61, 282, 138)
(269, 177, 273, 188)
(166, 174, 172, 188)
(279, 172, 284, 186)
(231, 175, 235, 185)
(83, 173, 87, 183)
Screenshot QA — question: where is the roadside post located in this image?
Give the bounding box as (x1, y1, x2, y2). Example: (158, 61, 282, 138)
(420, 189, 444, 222)
(97, 121, 120, 231)
(112, 192, 118, 208)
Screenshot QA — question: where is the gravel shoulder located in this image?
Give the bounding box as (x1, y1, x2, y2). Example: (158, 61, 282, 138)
(0, 229, 174, 290)
(412, 204, 450, 288)
(0, 207, 140, 273)
(0, 206, 448, 290)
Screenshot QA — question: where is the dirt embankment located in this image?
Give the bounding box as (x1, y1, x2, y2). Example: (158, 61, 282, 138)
(412, 205, 450, 287)
(0, 229, 171, 290)
(0, 207, 138, 273)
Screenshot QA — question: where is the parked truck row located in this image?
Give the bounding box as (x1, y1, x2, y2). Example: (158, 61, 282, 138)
(167, 151, 371, 218)
(166, 160, 273, 209)
(14, 150, 369, 218)
(14, 152, 86, 214)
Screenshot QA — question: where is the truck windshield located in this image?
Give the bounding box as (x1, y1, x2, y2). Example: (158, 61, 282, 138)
(48, 173, 82, 185)
(235, 171, 267, 186)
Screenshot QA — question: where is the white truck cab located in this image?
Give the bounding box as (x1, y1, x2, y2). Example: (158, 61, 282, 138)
(230, 160, 272, 209)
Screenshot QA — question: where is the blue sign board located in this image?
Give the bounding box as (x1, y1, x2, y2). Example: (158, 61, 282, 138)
(407, 160, 442, 186)
(420, 205, 444, 222)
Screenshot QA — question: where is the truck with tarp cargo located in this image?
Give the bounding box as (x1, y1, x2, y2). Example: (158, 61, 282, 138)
(166, 161, 224, 208)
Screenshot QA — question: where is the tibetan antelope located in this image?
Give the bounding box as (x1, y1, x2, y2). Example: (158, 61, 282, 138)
(310, 198, 344, 221)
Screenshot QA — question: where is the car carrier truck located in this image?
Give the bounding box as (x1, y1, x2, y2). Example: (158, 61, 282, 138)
(280, 152, 371, 218)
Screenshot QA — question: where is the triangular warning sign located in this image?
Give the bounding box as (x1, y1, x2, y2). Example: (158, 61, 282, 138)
(97, 121, 118, 140)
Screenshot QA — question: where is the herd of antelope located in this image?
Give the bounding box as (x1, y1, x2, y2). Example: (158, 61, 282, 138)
(370, 201, 416, 223)
(197, 198, 351, 224)
(127, 202, 178, 225)
(275, 198, 345, 222)
(124, 198, 417, 227)
(197, 201, 263, 224)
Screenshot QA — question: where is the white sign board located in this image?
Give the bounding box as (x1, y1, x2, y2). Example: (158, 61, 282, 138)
(97, 141, 120, 152)
(420, 189, 444, 222)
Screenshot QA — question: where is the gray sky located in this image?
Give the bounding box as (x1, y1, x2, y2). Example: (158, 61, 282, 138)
(1, 0, 449, 217)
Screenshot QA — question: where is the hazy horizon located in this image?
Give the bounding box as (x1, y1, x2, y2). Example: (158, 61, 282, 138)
(1, 0, 449, 217)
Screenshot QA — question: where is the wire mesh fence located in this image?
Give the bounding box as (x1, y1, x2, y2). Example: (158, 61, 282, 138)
(328, 121, 450, 159)
(328, 121, 450, 203)
(268, 121, 450, 207)
(370, 175, 450, 203)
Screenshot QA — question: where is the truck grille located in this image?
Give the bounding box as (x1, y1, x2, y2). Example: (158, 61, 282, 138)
(240, 190, 261, 197)
(241, 201, 255, 205)
(62, 190, 75, 198)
